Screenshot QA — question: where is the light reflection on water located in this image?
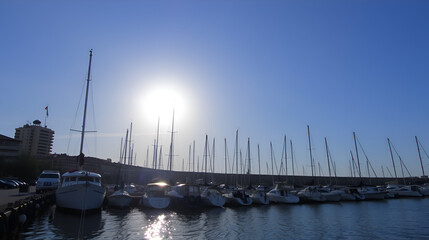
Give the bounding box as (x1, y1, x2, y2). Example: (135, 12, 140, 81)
(19, 198, 429, 240)
(144, 214, 172, 240)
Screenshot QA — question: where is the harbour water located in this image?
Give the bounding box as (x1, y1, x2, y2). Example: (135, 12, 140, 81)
(20, 198, 429, 239)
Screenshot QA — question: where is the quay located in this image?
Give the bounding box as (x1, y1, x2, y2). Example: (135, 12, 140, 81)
(0, 187, 55, 238)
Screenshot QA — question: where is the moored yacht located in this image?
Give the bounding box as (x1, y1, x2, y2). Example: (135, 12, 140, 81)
(357, 186, 386, 200)
(223, 188, 253, 207)
(297, 186, 326, 203)
(318, 186, 342, 202)
(393, 185, 423, 197)
(249, 189, 270, 205)
(168, 184, 203, 209)
(200, 186, 226, 207)
(141, 182, 171, 209)
(107, 187, 132, 208)
(267, 184, 299, 204)
(55, 50, 106, 212)
(56, 169, 106, 211)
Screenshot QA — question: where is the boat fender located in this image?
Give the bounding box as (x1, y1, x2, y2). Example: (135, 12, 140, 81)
(18, 214, 27, 224)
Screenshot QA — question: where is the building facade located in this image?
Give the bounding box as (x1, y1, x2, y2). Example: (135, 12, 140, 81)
(15, 120, 54, 156)
(0, 134, 21, 159)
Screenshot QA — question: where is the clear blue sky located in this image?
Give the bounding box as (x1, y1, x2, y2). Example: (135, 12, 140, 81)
(1, 1, 429, 177)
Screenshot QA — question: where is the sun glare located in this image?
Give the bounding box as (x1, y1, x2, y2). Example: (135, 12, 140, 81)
(141, 85, 186, 126)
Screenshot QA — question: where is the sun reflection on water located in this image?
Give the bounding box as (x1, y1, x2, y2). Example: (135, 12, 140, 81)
(144, 214, 173, 240)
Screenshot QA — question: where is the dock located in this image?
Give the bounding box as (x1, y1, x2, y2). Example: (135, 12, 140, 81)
(0, 187, 55, 237)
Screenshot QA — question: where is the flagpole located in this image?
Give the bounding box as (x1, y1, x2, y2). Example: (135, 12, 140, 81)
(44, 106, 48, 127)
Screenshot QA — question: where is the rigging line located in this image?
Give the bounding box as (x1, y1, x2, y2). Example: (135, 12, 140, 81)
(368, 159, 378, 178)
(67, 79, 87, 155)
(356, 137, 376, 177)
(280, 140, 285, 176)
(386, 166, 394, 178)
(89, 76, 97, 157)
(418, 140, 429, 162)
(225, 141, 230, 174)
(391, 143, 412, 177)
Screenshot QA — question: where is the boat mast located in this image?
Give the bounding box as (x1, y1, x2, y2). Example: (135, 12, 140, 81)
(168, 110, 175, 171)
(204, 134, 208, 184)
(235, 129, 239, 186)
(192, 141, 195, 172)
(307, 125, 314, 177)
(290, 140, 295, 185)
(247, 138, 251, 186)
(224, 138, 228, 183)
(284, 135, 287, 176)
(78, 49, 93, 167)
(353, 132, 362, 180)
(258, 144, 261, 184)
(387, 138, 398, 180)
(129, 122, 133, 165)
(153, 118, 160, 170)
(324, 137, 332, 184)
(415, 136, 426, 177)
(188, 145, 191, 172)
(145, 146, 149, 168)
(270, 141, 274, 186)
(350, 151, 356, 177)
(212, 138, 215, 183)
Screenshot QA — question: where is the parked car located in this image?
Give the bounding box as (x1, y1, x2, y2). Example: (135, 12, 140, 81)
(36, 170, 61, 193)
(0, 179, 16, 189)
(3, 177, 27, 187)
(0, 178, 19, 188)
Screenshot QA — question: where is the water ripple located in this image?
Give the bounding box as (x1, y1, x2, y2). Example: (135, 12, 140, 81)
(18, 198, 429, 240)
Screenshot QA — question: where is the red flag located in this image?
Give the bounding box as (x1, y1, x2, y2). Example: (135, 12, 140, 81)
(45, 106, 49, 116)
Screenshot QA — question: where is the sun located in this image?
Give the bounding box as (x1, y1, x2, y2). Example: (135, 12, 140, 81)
(141, 85, 186, 126)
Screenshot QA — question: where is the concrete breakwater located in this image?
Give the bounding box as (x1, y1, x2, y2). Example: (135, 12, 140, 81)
(39, 154, 426, 187)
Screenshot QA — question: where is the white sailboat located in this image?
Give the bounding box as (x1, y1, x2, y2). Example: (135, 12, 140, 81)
(56, 50, 106, 211)
(200, 186, 226, 207)
(388, 185, 423, 197)
(357, 186, 386, 200)
(249, 188, 270, 205)
(108, 188, 132, 208)
(223, 188, 253, 207)
(297, 186, 326, 203)
(108, 129, 132, 208)
(267, 184, 299, 204)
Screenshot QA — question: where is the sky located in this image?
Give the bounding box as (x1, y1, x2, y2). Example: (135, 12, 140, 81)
(1, 1, 429, 178)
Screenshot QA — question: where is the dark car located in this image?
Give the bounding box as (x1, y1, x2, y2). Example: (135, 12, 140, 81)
(3, 177, 27, 186)
(0, 179, 16, 189)
(0, 179, 18, 188)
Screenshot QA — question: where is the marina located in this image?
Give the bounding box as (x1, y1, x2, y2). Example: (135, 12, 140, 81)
(13, 195, 429, 239)
(2, 179, 429, 239)
(2, 1, 429, 239)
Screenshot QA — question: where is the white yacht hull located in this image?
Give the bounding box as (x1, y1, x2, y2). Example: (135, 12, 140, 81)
(419, 187, 429, 196)
(250, 191, 270, 205)
(201, 191, 226, 207)
(223, 192, 253, 207)
(56, 183, 106, 211)
(107, 190, 132, 208)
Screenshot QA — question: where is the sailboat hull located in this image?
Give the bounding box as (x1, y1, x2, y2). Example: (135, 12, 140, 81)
(250, 191, 270, 205)
(107, 190, 132, 208)
(56, 183, 106, 211)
